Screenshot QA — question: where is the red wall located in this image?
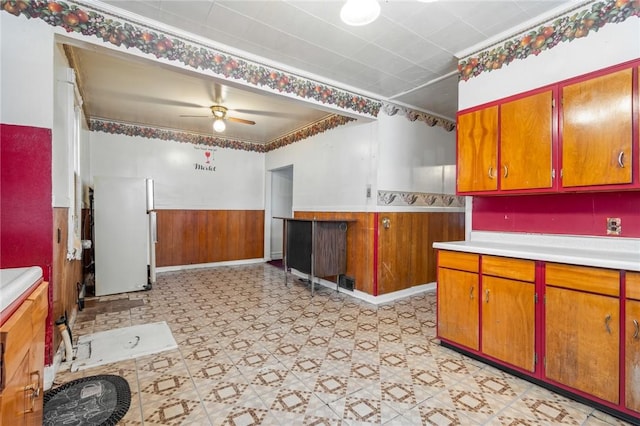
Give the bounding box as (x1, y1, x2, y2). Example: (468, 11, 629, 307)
(472, 192, 640, 238)
(1, 123, 53, 362)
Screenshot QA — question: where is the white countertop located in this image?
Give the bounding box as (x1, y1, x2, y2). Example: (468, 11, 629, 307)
(0, 266, 44, 318)
(433, 232, 640, 271)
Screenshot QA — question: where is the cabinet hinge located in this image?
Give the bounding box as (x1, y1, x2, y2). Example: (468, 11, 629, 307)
(534, 293, 538, 304)
(552, 98, 555, 108)
(543, 294, 546, 305)
(543, 356, 547, 368)
(551, 169, 555, 179)
(560, 169, 563, 178)
(534, 353, 538, 364)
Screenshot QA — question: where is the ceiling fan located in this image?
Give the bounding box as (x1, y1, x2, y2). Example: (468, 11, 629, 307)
(181, 104, 255, 132)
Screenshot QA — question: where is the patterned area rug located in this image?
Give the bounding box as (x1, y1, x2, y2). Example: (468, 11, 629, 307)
(44, 375, 130, 426)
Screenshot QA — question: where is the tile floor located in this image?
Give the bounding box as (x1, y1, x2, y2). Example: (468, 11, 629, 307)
(53, 263, 634, 425)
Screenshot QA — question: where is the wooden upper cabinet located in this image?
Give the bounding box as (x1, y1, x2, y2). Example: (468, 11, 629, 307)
(561, 67, 633, 187)
(457, 105, 498, 193)
(500, 90, 554, 191)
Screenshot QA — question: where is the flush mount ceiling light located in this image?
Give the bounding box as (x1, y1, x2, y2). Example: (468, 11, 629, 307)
(212, 118, 226, 132)
(340, 0, 380, 26)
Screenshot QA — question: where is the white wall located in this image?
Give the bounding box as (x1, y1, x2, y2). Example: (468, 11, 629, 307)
(376, 113, 456, 194)
(265, 115, 456, 212)
(265, 120, 377, 212)
(52, 44, 72, 208)
(460, 18, 640, 110)
(89, 132, 264, 210)
(0, 14, 54, 128)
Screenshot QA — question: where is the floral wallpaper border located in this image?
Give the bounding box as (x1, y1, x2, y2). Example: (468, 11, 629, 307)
(266, 115, 356, 151)
(458, 0, 640, 81)
(1, 0, 382, 117)
(382, 103, 455, 132)
(89, 114, 355, 153)
(378, 190, 465, 208)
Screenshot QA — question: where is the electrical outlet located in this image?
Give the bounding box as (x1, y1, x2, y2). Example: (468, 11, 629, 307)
(366, 185, 371, 198)
(606, 217, 621, 235)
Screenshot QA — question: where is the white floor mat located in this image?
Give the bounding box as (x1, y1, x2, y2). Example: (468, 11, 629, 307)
(71, 322, 177, 372)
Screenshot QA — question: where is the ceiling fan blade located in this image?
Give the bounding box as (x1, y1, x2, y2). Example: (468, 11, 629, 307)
(232, 108, 301, 119)
(227, 116, 256, 125)
(179, 114, 211, 118)
(94, 88, 206, 109)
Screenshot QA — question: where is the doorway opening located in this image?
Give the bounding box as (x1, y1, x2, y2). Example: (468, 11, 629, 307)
(268, 165, 293, 260)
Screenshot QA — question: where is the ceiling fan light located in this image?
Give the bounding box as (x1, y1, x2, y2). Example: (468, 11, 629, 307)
(213, 118, 226, 132)
(340, 0, 380, 26)
(210, 105, 227, 118)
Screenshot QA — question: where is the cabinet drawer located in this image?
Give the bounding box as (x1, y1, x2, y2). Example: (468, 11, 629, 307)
(482, 256, 535, 282)
(27, 282, 48, 328)
(546, 263, 619, 297)
(627, 272, 640, 301)
(438, 251, 479, 273)
(0, 302, 33, 390)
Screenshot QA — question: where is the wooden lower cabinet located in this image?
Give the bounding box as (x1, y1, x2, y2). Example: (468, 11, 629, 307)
(1, 337, 31, 425)
(437, 267, 479, 350)
(0, 282, 47, 426)
(482, 276, 535, 372)
(436, 250, 640, 422)
(437, 252, 537, 371)
(627, 299, 640, 413)
(627, 272, 640, 413)
(545, 263, 620, 405)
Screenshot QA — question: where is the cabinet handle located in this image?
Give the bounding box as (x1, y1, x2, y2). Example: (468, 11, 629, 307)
(633, 319, 639, 339)
(22, 383, 40, 413)
(485, 289, 490, 303)
(503, 165, 508, 178)
(469, 286, 474, 300)
(488, 167, 495, 179)
(605, 314, 612, 334)
(617, 151, 625, 168)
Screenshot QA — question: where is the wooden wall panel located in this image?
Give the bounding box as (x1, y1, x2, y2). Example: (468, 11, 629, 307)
(53, 208, 82, 359)
(156, 210, 264, 267)
(294, 212, 375, 295)
(378, 212, 465, 295)
(378, 213, 413, 295)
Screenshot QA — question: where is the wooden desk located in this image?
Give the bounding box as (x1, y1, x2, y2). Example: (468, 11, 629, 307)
(276, 217, 351, 296)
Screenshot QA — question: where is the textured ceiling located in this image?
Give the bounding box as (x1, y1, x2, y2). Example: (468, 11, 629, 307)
(68, 0, 576, 143)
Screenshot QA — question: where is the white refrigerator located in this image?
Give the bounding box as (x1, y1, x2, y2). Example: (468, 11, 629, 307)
(94, 177, 157, 296)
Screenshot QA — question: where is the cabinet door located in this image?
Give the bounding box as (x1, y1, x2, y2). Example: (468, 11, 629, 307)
(500, 90, 553, 191)
(0, 351, 29, 426)
(545, 286, 619, 404)
(437, 267, 479, 350)
(482, 276, 535, 372)
(26, 325, 44, 426)
(561, 67, 633, 187)
(457, 106, 498, 193)
(627, 299, 640, 413)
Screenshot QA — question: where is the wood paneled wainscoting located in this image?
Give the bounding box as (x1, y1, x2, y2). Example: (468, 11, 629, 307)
(52, 208, 83, 361)
(156, 210, 264, 267)
(294, 212, 376, 295)
(377, 212, 465, 295)
(293, 211, 465, 296)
